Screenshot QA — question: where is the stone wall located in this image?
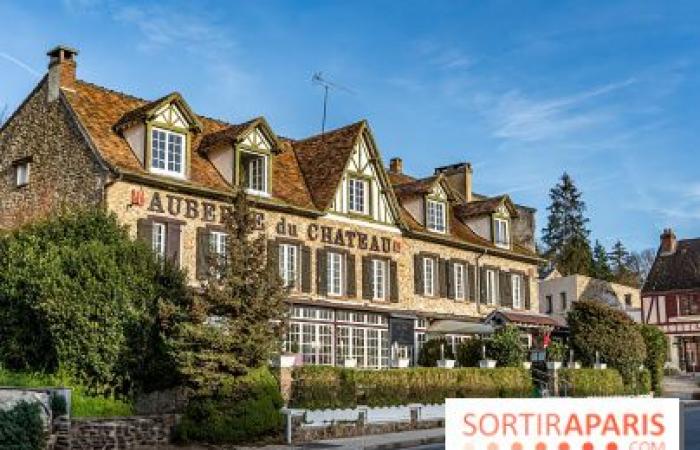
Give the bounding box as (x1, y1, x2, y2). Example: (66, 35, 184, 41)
(0, 81, 106, 229)
(53, 415, 180, 450)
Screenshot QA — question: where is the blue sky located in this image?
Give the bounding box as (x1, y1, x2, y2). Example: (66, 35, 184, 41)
(2, 1, 699, 252)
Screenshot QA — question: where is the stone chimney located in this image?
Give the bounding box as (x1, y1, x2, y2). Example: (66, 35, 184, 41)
(47, 45, 78, 102)
(434, 162, 473, 202)
(389, 157, 403, 174)
(660, 228, 677, 255)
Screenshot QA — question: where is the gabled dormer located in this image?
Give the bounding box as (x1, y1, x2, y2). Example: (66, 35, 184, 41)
(455, 195, 518, 248)
(392, 174, 456, 234)
(115, 92, 203, 180)
(425, 181, 448, 233)
(199, 117, 279, 197)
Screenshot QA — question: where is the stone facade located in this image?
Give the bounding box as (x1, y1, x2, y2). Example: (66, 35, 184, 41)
(53, 415, 180, 450)
(0, 81, 106, 230)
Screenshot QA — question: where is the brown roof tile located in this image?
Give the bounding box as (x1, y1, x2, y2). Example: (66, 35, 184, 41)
(643, 239, 700, 293)
(455, 195, 518, 219)
(494, 310, 566, 327)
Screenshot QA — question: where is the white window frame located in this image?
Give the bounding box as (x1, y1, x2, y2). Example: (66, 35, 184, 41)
(512, 274, 522, 309)
(279, 243, 299, 289)
(426, 200, 446, 233)
(348, 178, 368, 214)
(242, 151, 268, 195)
(15, 162, 30, 187)
(423, 257, 435, 296)
(372, 259, 388, 301)
(150, 127, 185, 178)
(209, 231, 228, 257)
(152, 222, 167, 259)
(494, 217, 510, 247)
(486, 269, 497, 305)
(327, 252, 344, 296)
(454, 263, 465, 300)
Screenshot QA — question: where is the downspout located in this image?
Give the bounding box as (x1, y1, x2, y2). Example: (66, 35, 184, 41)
(475, 249, 488, 315)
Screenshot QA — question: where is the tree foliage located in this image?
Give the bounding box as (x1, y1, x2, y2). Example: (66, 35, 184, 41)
(591, 240, 613, 281)
(488, 325, 526, 367)
(418, 337, 454, 367)
(167, 189, 286, 396)
(638, 324, 668, 394)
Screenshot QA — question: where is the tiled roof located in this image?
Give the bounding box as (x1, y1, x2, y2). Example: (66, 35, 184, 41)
(392, 176, 439, 200)
(494, 310, 566, 327)
(292, 121, 365, 210)
(455, 195, 518, 219)
(387, 171, 417, 185)
(198, 118, 259, 152)
(643, 239, 700, 293)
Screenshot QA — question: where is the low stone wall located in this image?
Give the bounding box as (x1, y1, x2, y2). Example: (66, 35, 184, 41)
(293, 418, 444, 442)
(56, 415, 180, 450)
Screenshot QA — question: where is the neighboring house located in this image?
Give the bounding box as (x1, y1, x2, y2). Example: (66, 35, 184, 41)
(642, 229, 700, 373)
(0, 45, 544, 369)
(539, 270, 642, 322)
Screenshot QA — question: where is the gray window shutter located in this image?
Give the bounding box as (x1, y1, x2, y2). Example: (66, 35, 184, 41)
(438, 259, 448, 298)
(501, 272, 513, 308)
(468, 264, 476, 302)
(524, 275, 531, 310)
(166, 222, 181, 267)
(346, 253, 356, 298)
(480, 267, 487, 303)
(267, 239, 279, 274)
(414, 254, 423, 295)
(362, 256, 372, 300)
(390, 260, 399, 303)
(301, 246, 312, 293)
(196, 227, 210, 279)
(316, 248, 327, 296)
(446, 260, 455, 299)
(136, 218, 153, 247)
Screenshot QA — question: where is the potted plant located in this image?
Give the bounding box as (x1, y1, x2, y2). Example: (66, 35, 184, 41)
(391, 344, 411, 368)
(478, 342, 497, 369)
(436, 343, 456, 369)
(593, 351, 607, 370)
(546, 340, 565, 370)
(522, 361, 532, 370)
(338, 342, 357, 368)
(272, 342, 300, 368)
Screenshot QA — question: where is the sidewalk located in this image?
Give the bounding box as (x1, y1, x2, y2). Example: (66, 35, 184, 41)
(664, 374, 700, 400)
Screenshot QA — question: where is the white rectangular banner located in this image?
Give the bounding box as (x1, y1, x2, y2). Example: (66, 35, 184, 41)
(446, 398, 680, 450)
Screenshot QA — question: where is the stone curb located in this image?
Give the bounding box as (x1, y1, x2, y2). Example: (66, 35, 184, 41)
(363, 434, 445, 450)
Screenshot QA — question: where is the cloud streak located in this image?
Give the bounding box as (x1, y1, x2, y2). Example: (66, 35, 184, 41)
(0, 52, 41, 78)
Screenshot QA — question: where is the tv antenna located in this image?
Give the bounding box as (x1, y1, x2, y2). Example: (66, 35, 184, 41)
(312, 72, 354, 134)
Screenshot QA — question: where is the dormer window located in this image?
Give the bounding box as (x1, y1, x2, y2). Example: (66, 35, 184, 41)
(426, 199, 446, 233)
(348, 178, 369, 214)
(240, 151, 268, 195)
(151, 128, 185, 177)
(494, 217, 510, 247)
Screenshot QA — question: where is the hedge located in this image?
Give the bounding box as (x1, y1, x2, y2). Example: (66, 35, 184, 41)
(0, 401, 46, 450)
(558, 369, 625, 397)
(290, 367, 533, 409)
(638, 325, 668, 394)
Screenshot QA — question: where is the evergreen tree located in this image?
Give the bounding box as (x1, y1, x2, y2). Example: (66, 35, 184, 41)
(541, 172, 592, 275)
(609, 240, 639, 287)
(169, 189, 286, 395)
(591, 240, 613, 281)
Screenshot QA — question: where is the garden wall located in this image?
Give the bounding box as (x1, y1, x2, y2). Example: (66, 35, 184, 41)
(52, 415, 180, 450)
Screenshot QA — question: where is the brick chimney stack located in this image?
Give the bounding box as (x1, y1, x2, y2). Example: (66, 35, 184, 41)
(660, 228, 677, 255)
(389, 157, 403, 174)
(47, 45, 78, 102)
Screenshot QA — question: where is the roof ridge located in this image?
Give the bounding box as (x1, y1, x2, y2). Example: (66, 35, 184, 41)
(76, 79, 150, 104)
(296, 119, 365, 143)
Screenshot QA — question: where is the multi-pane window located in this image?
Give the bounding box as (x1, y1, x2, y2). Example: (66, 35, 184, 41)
(372, 259, 387, 300)
(279, 243, 298, 288)
(327, 252, 344, 296)
(494, 218, 509, 247)
(426, 200, 446, 232)
(288, 322, 333, 365)
(679, 295, 700, 316)
(423, 257, 435, 296)
(486, 269, 497, 305)
(348, 178, 368, 214)
(15, 162, 29, 187)
(512, 274, 522, 309)
(454, 263, 465, 300)
(151, 128, 184, 177)
(209, 231, 228, 257)
(240, 152, 267, 194)
(152, 222, 167, 259)
(336, 325, 389, 369)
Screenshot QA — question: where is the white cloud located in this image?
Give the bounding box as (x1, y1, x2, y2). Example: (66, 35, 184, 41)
(0, 52, 41, 78)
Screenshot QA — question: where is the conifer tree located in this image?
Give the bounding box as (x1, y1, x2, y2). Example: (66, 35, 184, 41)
(609, 240, 639, 287)
(541, 172, 592, 275)
(169, 189, 286, 395)
(591, 240, 613, 281)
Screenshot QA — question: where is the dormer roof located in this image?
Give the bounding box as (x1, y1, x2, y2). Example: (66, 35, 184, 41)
(454, 195, 518, 219)
(199, 116, 280, 154)
(113, 91, 203, 133)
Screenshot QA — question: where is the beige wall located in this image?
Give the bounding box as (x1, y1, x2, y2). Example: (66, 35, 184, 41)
(106, 180, 539, 320)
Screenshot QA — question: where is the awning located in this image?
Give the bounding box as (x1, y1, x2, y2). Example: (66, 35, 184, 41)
(427, 320, 494, 335)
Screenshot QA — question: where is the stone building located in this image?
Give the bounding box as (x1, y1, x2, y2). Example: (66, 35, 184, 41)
(0, 46, 545, 368)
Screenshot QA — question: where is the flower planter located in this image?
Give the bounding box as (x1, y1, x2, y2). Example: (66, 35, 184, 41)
(271, 354, 298, 368)
(343, 358, 358, 368)
(594, 363, 607, 370)
(479, 360, 497, 369)
(437, 359, 456, 369)
(392, 358, 410, 368)
(567, 362, 582, 369)
(546, 361, 562, 370)
(522, 362, 532, 370)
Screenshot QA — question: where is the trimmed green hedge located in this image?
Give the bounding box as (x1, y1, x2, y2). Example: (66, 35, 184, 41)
(0, 401, 46, 450)
(559, 369, 625, 397)
(290, 367, 533, 409)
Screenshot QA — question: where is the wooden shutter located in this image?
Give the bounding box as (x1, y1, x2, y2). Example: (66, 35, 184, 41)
(446, 260, 455, 299)
(438, 258, 448, 298)
(196, 227, 210, 279)
(316, 248, 327, 296)
(346, 253, 356, 298)
(666, 295, 677, 319)
(362, 256, 372, 300)
(136, 218, 153, 246)
(267, 239, 279, 277)
(480, 267, 487, 303)
(524, 275, 531, 310)
(501, 272, 513, 308)
(301, 246, 312, 293)
(414, 254, 423, 295)
(389, 260, 399, 303)
(166, 222, 181, 267)
(468, 264, 476, 302)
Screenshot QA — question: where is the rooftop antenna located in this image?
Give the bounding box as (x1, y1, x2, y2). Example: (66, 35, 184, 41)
(312, 72, 354, 135)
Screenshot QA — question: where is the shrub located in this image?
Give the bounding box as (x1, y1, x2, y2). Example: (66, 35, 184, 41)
(559, 369, 625, 397)
(568, 300, 646, 387)
(456, 339, 486, 367)
(418, 338, 454, 367)
(546, 341, 566, 362)
(290, 367, 533, 409)
(175, 367, 283, 444)
(489, 326, 526, 367)
(638, 325, 668, 395)
(0, 401, 46, 450)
